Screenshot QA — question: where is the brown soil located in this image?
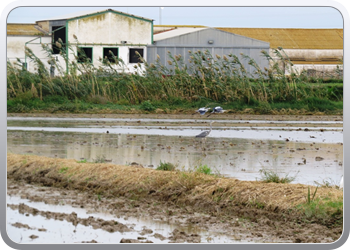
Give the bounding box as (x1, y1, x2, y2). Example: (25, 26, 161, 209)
(6, 178, 342, 243)
(7, 152, 343, 243)
(7, 112, 343, 122)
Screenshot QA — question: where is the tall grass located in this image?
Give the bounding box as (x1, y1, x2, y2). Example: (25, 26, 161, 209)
(7, 42, 343, 113)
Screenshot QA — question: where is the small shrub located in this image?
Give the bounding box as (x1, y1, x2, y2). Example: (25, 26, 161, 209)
(254, 101, 272, 114)
(156, 161, 176, 171)
(15, 90, 34, 103)
(43, 95, 69, 104)
(117, 98, 130, 105)
(259, 169, 298, 183)
(140, 100, 156, 111)
(59, 167, 69, 174)
(87, 95, 108, 105)
(195, 164, 213, 175)
(8, 103, 30, 113)
(93, 155, 106, 163)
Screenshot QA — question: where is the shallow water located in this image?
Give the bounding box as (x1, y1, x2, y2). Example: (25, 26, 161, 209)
(7, 117, 343, 186)
(6, 194, 237, 244)
(6, 116, 344, 244)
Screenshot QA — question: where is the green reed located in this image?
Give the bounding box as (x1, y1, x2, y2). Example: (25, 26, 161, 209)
(7, 42, 342, 111)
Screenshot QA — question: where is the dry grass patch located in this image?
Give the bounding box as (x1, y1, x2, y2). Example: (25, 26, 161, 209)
(7, 153, 342, 225)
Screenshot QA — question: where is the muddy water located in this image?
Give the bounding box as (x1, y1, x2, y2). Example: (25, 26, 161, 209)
(7, 197, 224, 244)
(7, 117, 343, 186)
(6, 180, 241, 244)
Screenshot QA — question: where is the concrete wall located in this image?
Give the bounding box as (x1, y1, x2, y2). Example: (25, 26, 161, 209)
(270, 48, 343, 77)
(67, 12, 152, 45)
(7, 11, 153, 75)
(66, 11, 152, 73)
(7, 35, 53, 73)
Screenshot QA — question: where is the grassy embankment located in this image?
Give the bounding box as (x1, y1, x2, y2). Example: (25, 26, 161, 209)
(7, 153, 343, 228)
(7, 41, 343, 115)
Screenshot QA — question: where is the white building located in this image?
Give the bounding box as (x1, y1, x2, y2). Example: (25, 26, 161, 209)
(7, 9, 154, 75)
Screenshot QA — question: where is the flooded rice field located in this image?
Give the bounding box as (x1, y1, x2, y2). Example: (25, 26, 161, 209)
(6, 115, 344, 244)
(7, 116, 343, 186)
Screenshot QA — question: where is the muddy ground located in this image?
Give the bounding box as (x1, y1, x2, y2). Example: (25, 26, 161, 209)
(7, 173, 342, 244)
(6, 113, 343, 244)
(7, 112, 344, 122)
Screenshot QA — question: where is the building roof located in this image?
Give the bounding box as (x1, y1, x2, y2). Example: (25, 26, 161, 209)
(216, 28, 343, 50)
(154, 25, 207, 34)
(7, 23, 45, 36)
(36, 8, 153, 22)
(154, 27, 208, 41)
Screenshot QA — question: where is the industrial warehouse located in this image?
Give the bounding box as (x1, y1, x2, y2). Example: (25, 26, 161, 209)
(7, 8, 343, 77)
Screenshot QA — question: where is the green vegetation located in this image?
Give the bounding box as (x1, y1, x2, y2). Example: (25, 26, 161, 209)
(7, 40, 343, 114)
(297, 196, 343, 226)
(259, 169, 299, 184)
(59, 166, 69, 174)
(156, 161, 176, 171)
(195, 164, 213, 175)
(306, 186, 318, 204)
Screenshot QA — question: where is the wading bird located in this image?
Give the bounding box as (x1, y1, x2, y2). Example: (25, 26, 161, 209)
(193, 107, 211, 115)
(195, 121, 215, 138)
(207, 106, 226, 117)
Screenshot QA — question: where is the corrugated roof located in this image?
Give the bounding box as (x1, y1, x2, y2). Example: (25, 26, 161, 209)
(154, 25, 207, 34)
(154, 27, 208, 41)
(37, 9, 153, 22)
(7, 23, 45, 36)
(216, 28, 343, 49)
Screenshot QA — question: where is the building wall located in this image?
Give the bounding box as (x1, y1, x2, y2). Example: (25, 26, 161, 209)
(65, 11, 152, 73)
(67, 12, 152, 45)
(7, 11, 153, 75)
(269, 48, 343, 76)
(148, 28, 270, 76)
(7, 35, 52, 72)
(147, 46, 269, 76)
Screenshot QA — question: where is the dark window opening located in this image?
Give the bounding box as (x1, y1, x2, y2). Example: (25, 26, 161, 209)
(129, 48, 144, 63)
(77, 47, 93, 63)
(103, 48, 119, 64)
(52, 26, 66, 55)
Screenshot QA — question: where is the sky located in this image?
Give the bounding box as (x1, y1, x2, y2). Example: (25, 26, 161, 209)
(5, 6, 344, 28)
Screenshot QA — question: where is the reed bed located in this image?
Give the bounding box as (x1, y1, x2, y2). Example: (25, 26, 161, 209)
(7, 42, 343, 114)
(7, 153, 343, 226)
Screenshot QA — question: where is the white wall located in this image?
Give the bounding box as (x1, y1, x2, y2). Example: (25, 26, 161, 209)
(7, 35, 53, 73)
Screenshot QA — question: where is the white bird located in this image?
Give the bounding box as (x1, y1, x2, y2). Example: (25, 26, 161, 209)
(193, 107, 210, 115)
(195, 121, 215, 138)
(207, 106, 226, 117)
(339, 176, 343, 189)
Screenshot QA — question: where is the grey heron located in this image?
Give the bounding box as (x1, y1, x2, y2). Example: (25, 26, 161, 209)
(207, 106, 226, 117)
(193, 107, 211, 115)
(195, 121, 215, 138)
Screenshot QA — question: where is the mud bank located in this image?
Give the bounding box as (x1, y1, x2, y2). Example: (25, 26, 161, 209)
(7, 112, 343, 122)
(7, 153, 343, 243)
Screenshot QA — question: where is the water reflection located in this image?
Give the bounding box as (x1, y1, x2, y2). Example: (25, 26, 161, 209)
(7, 129, 343, 186)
